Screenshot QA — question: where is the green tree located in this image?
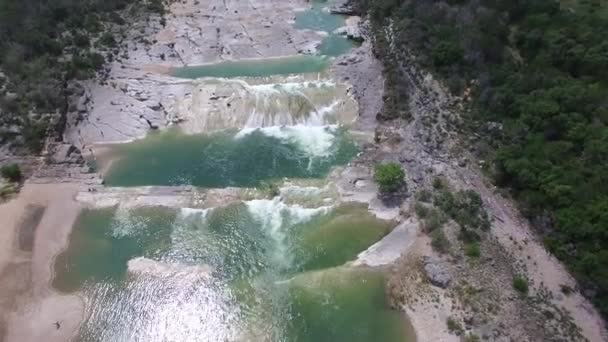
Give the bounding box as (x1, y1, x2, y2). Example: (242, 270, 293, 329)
(373, 162, 406, 192)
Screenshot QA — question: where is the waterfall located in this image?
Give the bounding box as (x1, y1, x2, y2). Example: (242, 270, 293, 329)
(171, 77, 358, 134)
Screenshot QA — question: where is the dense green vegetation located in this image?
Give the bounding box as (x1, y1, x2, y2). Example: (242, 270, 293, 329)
(373, 162, 406, 192)
(0, 0, 165, 152)
(358, 0, 608, 316)
(1, 163, 22, 182)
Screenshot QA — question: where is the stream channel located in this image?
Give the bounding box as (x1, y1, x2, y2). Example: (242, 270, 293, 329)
(53, 2, 414, 341)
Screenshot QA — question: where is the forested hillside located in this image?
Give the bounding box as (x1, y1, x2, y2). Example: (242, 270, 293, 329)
(357, 0, 608, 317)
(0, 0, 164, 153)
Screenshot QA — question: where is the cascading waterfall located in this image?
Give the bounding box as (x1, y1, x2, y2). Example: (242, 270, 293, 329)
(235, 125, 338, 158)
(174, 77, 358, 134)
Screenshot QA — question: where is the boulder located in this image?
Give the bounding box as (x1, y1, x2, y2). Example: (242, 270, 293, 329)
(423, 256, 452, 288)
(49, 143, 84, 164)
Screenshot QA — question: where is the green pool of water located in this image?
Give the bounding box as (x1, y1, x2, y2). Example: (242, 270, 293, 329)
(101, 127, 358, 188)
(171, 55, 330, 79)
(53, 201, 412, 341)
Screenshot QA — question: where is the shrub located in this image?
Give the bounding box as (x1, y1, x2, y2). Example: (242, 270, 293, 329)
(99, 32, 117, 47)
(1, 164, 22, 182)
(446, 317, 463, 334)
(73, 33, 91, 48)
(465, 242, 481, 258)
(436, 189, 490, 232)
(373, 162, 405, 192)
(560, 284, 573, 296)
(513, 276, 529, 294)
(414, 202, 430, 218)
(416, 189, 433, 203)
(463, 333, 481, 342)
(432, 176, 445, 189)
(424, 209, 447, 232)
(89, 52, 106, 69)
(431, 228, 450, 253)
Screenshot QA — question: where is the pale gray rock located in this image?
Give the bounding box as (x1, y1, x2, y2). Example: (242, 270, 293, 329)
(423, 256, 452, 288)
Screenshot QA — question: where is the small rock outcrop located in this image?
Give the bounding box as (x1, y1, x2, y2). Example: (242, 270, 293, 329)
(423, 256, 452, 288)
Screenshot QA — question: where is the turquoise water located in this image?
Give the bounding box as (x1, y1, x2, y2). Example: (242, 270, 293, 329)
(53, 202, 411, 341)
(171, 1, 355, 79)
(171, 55, 330, 79)
(102, 127, 358, 188)
(318, 34, 357, 57)
(294, 2, 345, 32)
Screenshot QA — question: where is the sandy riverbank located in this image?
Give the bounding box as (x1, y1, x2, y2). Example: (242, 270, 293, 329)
(0, 183, 85, 342)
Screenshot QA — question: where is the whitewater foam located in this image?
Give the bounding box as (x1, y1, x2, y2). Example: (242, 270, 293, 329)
(245, 197, 331, 268)
(235, 125, 339, 158)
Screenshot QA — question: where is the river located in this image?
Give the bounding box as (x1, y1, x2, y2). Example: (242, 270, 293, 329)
(52, 1, 415, 341)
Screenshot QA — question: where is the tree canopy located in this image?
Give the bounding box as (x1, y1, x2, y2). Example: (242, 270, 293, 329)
(359, 0, 608, 317)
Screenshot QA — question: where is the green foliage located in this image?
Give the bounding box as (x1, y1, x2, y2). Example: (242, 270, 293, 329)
(464, 242, 480, 258)
(423, 208, 447, 232)
(432, 177, 446, 190)
(99, 32, 117, 47)
(416, 188, 433, 203)
(462, 333, 481, 342)
(146, 0, 165, 15)
(373, 162, 406, 193)
(446, 316, 463, 334)
(435, 189, 490, 233)
(414, 202, 430, 218)
(432, 40, 463, 67)
(0, 0, 165, 152)
(1, 163, 22, 182)
(431, 228, 450, 253)
(513, 276, 529, 294)
(360, 0, 608, 318)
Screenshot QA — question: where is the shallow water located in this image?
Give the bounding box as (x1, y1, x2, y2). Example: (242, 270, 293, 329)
(101, 126, 358, 188)
(171, 56, 330, 79)
(294, 0, 355, 57)
(54, 202, 410, 341)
